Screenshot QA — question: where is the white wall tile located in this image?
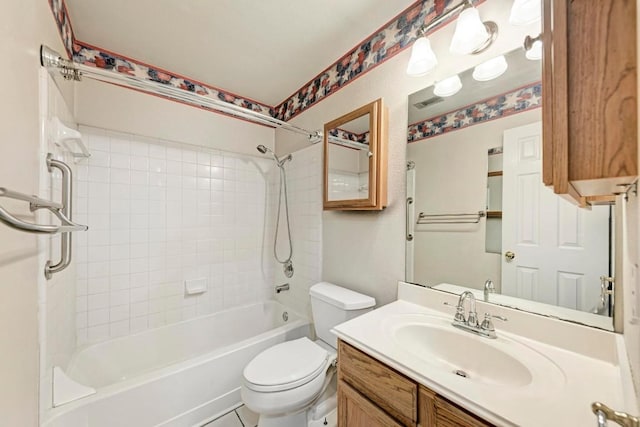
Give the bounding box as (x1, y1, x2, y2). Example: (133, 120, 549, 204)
(77, 127, 276, 344)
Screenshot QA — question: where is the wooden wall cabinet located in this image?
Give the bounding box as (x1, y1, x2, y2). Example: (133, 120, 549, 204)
(542, 0, 637, 205)
(323, 98, 388, 210)
(337, 340, 493, 427)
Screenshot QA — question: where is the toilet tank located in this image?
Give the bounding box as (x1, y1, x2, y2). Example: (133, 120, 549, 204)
(310, 282, 376, 349)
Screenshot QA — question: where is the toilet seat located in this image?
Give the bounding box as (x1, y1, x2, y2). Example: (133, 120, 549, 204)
(243, 337, 329, 392)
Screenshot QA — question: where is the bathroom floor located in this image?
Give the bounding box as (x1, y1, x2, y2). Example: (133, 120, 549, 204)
(202, 405, 259, 427)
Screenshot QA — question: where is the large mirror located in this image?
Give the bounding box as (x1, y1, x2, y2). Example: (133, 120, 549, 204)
(406, 47, 616, 331)
(324, 98, 387, 210)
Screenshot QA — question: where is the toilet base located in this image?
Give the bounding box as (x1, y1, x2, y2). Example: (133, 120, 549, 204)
(258, 410, 307, 427)
(257, 406, 337, 427)
(256, 384, 337, 427)
(309, 407, 337, 427)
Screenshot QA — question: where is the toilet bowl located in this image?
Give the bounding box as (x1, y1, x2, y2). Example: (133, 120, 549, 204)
(241, 282, 375, 427)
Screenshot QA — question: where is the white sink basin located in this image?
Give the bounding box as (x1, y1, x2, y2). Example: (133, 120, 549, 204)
(383, 314, 566, 391)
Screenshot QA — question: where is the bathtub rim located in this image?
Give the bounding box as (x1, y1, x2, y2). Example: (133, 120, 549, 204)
(71, 300, 305, 355)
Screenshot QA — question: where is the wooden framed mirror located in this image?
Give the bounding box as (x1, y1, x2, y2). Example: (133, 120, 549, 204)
(323, 98, 388, 211)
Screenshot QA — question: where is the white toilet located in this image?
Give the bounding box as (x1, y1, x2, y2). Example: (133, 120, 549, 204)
(241, 282, 375, 427)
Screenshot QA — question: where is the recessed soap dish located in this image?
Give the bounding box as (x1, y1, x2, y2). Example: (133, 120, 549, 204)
(49, 117, 91, 160)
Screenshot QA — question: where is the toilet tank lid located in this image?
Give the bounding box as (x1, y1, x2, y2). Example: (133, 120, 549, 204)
(310, 282, 376, 310)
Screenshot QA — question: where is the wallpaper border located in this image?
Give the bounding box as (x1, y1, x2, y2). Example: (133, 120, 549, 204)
(407, 81, 542, 143)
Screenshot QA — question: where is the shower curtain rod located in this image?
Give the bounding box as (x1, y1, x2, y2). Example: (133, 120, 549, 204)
(40, 45, 321, 142)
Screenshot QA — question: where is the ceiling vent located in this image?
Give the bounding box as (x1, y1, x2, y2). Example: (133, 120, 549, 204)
(413, 96, 444, 109)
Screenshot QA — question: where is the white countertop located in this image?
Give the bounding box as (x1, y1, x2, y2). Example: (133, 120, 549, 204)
(332, 284, 638, 427)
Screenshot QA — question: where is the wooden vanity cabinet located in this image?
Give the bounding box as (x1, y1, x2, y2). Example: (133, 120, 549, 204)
(542, 0, 637, 205)
(337, 340, 493, 427)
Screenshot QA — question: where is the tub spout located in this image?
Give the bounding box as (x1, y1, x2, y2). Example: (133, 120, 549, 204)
(275, 283, 290, 294)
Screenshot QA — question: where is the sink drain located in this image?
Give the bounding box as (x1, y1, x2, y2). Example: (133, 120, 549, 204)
(453, 369, 468, 378)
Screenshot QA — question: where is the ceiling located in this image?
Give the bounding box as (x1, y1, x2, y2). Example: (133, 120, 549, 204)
(65, 0, 418, 106)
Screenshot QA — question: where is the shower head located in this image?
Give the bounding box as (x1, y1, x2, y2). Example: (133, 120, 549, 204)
(257, 145, 292, 167)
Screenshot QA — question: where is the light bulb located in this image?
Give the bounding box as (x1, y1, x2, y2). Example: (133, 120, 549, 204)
(450, 7, 490, 55)
(509, 0, 541, 26)
(525, 39, 542, 60)
(433, 75, 463, 97)
(472, 55, 508, 81)
(406, 37, 438, 77)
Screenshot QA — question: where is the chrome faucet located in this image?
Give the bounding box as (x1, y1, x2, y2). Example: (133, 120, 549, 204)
(483, 279, 495, 301)
(457, 291, 479, 327)
(445, 291, 507, 339)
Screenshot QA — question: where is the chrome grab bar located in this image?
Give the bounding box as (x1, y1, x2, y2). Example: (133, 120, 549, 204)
(417, 210, 486, 224)
(0, 205, 80, 234)
(0, 196, 86, 234)
(0, 154, 88, 278)
(406, 197, 414, 241)
(45, 155, 79, 279)
(593, 402, 639, 427)
(0, 187, 64, 210)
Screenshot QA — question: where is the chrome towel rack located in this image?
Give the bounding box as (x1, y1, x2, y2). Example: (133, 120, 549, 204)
(417, 211, 486, 225)
(0, 154, 88, 279)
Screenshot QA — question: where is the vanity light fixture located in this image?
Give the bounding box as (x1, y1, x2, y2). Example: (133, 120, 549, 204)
(524, 34, 543, 61)
(509, 0, 542, 26)
(406, 0, 498, 77)
(472, 55, 508, 81)
(433, 75, 463, 97)
(449, 6, 498, 55)
(406, 35, 438, 77)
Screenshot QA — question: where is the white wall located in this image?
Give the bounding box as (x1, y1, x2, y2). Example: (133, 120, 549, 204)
(75, 79, 275, 156)
(275, 0, 538, 307)
(74, 126, 276, 344)
(0, 0, 73, 424)
(409, 109, 541, 292)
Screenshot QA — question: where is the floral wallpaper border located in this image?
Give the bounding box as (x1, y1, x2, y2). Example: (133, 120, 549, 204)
(48, 0, 75, 57)
(47, 0, 486, 125)
(72, 41, 274, 117)
(407, 81, 542, 143)
(331, 128, 370, 145)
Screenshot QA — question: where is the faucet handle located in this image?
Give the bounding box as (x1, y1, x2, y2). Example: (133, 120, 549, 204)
(443, 301, 466, 323)
(480, 313, 507, 332)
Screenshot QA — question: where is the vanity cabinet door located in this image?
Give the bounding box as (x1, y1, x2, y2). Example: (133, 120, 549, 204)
(338, 380, 403, 427)
(338, 341, 494, 427)
(543, 0, 637, 204)
(338, 341, 417, 426)
(418, 386, 437, 427)
(434, 395, 493, 427)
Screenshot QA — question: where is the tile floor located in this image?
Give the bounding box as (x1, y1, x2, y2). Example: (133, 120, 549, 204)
(202, 405, 259, 427)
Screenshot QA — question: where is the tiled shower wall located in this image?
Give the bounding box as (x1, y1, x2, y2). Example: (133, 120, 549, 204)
(327, 170, 368, 201)
(74, 126, 275, 344)
(271, 144, 323, 318)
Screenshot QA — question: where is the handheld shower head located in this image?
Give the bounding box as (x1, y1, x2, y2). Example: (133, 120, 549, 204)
(256, 144, 291, 166)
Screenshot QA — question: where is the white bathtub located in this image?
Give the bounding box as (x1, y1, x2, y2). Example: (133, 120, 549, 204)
(44, 301, 311, 427)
